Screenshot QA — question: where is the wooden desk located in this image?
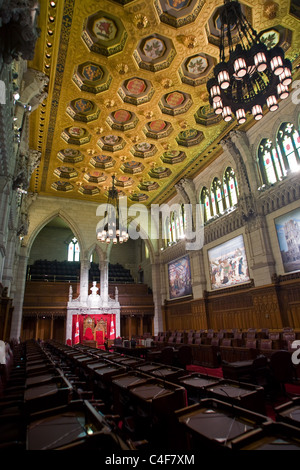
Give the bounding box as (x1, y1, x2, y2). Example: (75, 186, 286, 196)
(175, 398, 270, 450)
(111, 345, 153, 358)
(231, 421, 300, 450)
(204, 379, 266, 414)
(222, 360, 254, 382)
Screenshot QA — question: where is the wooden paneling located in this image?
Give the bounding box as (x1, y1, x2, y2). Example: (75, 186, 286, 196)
(163, 274, 300, 331)
(22, 281, 154, 341)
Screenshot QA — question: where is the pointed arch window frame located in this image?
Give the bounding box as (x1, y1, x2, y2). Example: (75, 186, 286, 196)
(67, 236, 80, 262)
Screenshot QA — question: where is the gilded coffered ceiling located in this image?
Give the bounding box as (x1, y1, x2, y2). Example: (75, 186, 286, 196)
(28, 0, 300, 206)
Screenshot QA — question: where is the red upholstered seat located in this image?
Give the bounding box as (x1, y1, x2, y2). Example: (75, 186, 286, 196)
(95, 330, 104, 345)
(83, 327, 93, 341)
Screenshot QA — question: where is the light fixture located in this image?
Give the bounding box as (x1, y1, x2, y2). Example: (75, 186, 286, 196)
(97, 175, 129, 245)
(207, 0, 293, 125)
(266, 95, 278, 112)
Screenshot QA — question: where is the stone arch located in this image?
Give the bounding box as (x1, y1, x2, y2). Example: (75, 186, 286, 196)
(87, 242, 107, 263)
(25, 209, 86, 260)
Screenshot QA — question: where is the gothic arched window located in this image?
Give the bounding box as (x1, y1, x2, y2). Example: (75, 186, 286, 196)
(276, 122, 300, 173)
(223, 167, 239, 208)
(258, 138, 283, 184)
(68, 237, 80, 261)
(211, 178, 225, 214)
(258, 123, 300, 185)
(200, 187, 212, 223)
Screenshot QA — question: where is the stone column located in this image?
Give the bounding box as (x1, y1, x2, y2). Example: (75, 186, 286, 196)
(189, 249, 206, 299)
(230, 130, 261, 193)
(80, 259, 90, 304)
(151, 260, 164, 335)
(2, 229, 17, 296)
(0, 177, 12, 282)
(99, 259, 109, 304)
(10, 250, 29, 340)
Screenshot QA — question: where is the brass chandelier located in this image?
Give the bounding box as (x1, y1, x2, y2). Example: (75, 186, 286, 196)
(207, 0, 292, 124)
(96, 175, 129, 245)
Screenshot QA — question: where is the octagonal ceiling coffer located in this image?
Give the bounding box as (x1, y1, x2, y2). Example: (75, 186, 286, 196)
(82, 11, 127, 57)
(155, 0, 205, 28)
(72, 62, 112, 94)
(118, 76, 155, 105)
(66, 98, 100, 123)
(133, 33, 176, 72)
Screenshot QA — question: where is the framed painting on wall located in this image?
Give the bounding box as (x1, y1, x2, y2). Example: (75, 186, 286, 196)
(208, 234, 250, 290)
(275, 207, 300, 273)
(168, 255, 192, 300)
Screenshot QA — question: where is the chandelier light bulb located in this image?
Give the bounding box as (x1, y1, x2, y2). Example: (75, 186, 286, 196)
(210, 84, 221, 103)
(252, 104, 263, 120)
(222, 106, 232, 122)
(213, 99, 223, 115)
(236, 108, 246, 124)
(279, 67, 292, 87)
(270, 47, 284, 76)
(266, 95, 279, 112)
(233, 57, 247, 78)
(218, 70, 230, 89)
(277, 83, 289, 100)
(253, 51, 267, 72)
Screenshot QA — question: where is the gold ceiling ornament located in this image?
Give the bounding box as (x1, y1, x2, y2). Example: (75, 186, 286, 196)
(161, 78, 173, 89)
(134, 14, 149, 29)
(263, 1, 279, 20)
(104, 99, 115, 108)
(116, 63, 129, 75)
(182, 35, 198, 49)
(179, 120, 188, 129)
(162, 142, 171, 150)
(144, 110, 153, 119)
(199, 90, 210, 102)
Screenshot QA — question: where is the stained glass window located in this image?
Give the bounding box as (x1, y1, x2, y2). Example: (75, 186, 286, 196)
(258, 139, 279, 184)
(68, 237, 80, 261)
(223, 168, 239, 207)
(211, 178, 224, 214)
(277, 122, 300, 173)
(201, 187, 212, 223)
(171, 212, 176, 242)
(259, 123, 300, 185)
(179, 205, 185, 238)
(165, 216, 170, 245)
